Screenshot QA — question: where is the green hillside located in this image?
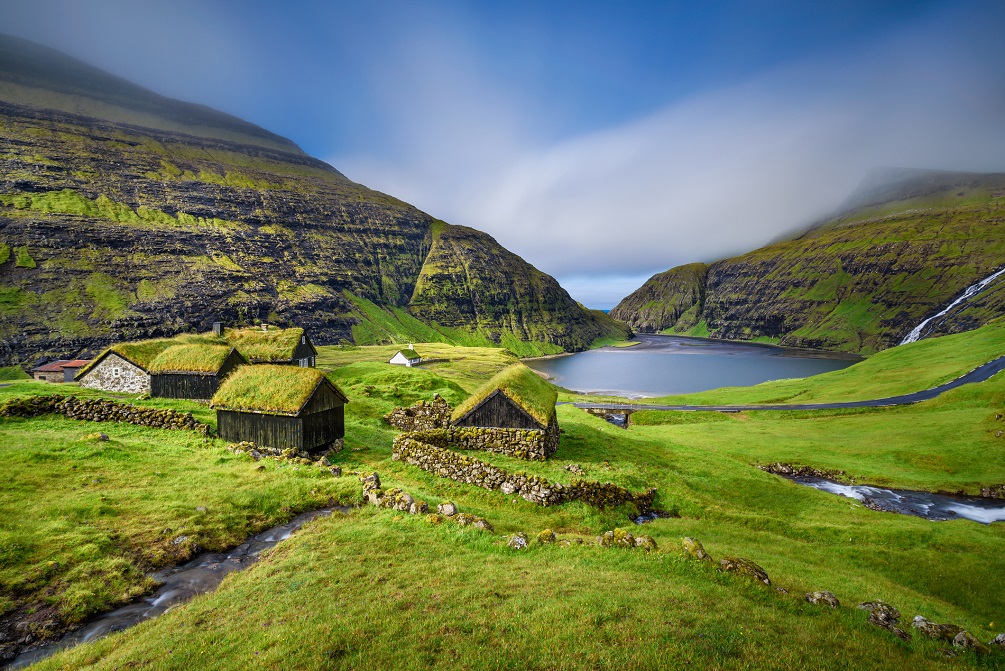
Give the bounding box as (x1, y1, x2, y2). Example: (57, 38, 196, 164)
(4, 326, 1005, 668)
(611, 169, 1005, 354)
(0, 35, 626, 366)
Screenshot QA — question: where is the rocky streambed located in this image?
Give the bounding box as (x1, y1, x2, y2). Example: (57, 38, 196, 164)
(5, 507, 347, 670)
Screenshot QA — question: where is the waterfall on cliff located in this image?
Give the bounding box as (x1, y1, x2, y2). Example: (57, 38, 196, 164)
(900, 267, 1005, 345)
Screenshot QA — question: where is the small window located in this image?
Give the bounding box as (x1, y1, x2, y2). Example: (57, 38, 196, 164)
(301, 336, 306, 344)
(112, 367, 121, 377)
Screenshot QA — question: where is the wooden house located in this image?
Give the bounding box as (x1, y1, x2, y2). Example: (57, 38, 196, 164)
(224, 326, 317, 367)
(389, 345, 422, 367)
(212, 365, 348, 450)
(32, 359, 91, 383)
(148, 345, 247, 400)
(451, 363, 558, 431)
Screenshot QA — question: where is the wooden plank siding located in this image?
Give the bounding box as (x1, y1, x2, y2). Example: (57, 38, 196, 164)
(452, 390, 545, 430)
(150, 349, 246, 400)
(217, 407, 343, 451)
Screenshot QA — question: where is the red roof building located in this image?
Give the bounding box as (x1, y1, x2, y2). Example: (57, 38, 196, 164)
(32, 359, 91, 383)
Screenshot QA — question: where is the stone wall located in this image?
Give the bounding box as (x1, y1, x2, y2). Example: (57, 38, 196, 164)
(78, 354, 150, 394)
(392, 434, 655, 512)
(0, 394, 209, 433)
(384, 394, 452, 431)
(403, 423, 558, 461)
(386, 394, 559, 460)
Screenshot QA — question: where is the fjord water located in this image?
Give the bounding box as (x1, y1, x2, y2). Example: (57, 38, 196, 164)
(527, 334, 858, 397)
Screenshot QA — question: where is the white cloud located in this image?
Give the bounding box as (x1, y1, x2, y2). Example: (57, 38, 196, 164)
(337, 6, 1005, 307)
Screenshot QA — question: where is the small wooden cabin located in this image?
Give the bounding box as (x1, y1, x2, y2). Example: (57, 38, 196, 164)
(32, 359, 91, 383)
(212, 365, 348, 450)
(224, 327, 317, 367)
(149, 345, 247, 400)
(389, 345, 422, 367)
(451, 363, 558, 432)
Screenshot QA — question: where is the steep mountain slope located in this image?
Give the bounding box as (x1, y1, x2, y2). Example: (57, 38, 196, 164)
(611, 169, 1005, 353)
(0, 36, 626, 365)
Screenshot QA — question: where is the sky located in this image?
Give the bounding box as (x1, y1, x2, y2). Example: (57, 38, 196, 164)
(5, 0, 1005, 308)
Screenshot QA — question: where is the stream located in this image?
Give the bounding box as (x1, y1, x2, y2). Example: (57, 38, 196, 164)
(788, 477, 1005, 524)
(7, 507, 346, 670)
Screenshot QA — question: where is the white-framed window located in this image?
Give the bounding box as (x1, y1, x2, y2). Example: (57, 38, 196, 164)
(112, 367, 121, 377)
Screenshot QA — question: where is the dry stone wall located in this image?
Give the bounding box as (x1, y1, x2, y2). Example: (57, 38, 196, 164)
(386, 396, 558, 460)
(392, 434, 655, 512)
(0, 395, 209, 433)
(384, 395, 452, 431)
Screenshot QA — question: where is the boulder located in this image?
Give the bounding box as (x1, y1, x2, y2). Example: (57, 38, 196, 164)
(953, 631, 991, 654)
(454, 513, 477, 526)
(507, 532, 529, 550)
(329, 466, 342, 477)
(805, 591, 840, 608)
(361, 472, 381, 491)
(858, 602, 910, 640)
(409, 500, 429, 515)
(437, 501, 458, 517)
(426, 514, 444, 525)
(990, 633, 1005, 648)
(598, 528, 636, 548)
(719, 557, 770, 585)
(634, 535, 658, 552)
(472, 518, 494, 532)
(682, 537, 712, 561)
(911, 616, 963, 641)
(537, 529, 557, 544)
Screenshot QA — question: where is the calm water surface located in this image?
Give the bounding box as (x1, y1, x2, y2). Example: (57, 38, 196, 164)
(526, 334, 859, 397)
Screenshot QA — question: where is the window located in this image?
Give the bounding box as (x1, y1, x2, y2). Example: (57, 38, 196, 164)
(112, 367, 121, 377)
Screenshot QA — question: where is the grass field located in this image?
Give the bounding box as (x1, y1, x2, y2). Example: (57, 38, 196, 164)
(5, 328, 1005, 669)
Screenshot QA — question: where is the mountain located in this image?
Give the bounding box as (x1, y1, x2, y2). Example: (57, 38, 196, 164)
(610, 169, 1005, 354)
(0, 35, 627, 365)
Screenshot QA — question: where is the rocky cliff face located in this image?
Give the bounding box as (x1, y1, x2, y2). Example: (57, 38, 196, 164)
(0, 38, 626, 365)
(612, 170, 1005, 354)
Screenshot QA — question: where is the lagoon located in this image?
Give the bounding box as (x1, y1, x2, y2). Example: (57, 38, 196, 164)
(526, 334, 858, 398)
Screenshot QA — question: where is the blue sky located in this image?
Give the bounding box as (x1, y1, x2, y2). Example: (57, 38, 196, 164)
(5, 0, 1005, 307)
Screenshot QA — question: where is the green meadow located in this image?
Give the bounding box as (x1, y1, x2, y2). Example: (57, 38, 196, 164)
(2, 328, 1005, 669)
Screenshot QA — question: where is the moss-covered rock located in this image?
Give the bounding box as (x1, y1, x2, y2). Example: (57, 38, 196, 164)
(719, 557, 770, 585)
(536, 529, 556, 544)
(682, 537, 712, 561)
(910, 616, 962, 641)
(634, 535, 658, 552)
(804, 591, 840, 608)
(506, 533, 528, 550)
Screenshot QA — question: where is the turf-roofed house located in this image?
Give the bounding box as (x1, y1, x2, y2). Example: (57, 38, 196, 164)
(224, 326, 317, 367)
(451, 363, 560, 458)
(76, 338, 181, 394)
(148, 345, 247, 400)
(212, 365, 348, 451)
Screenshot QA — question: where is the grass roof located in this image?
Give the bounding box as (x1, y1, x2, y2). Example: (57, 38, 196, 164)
(211, 365, 341, 415)
(451, 363, 557, 427)
(224, 327, 305, 362)
(148, 345, 236, 374)
(397, 348, 421, 360)
(76, 333, 229, 377)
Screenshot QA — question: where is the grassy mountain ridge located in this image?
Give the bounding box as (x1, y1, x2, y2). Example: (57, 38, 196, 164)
(611, 170, 1005, 353)
(0, 33, 303, 154)
(0, 37, 626, 365)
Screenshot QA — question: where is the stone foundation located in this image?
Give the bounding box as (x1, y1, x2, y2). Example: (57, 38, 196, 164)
(404, 423, 558, 461)
(392, 434, 654, 512)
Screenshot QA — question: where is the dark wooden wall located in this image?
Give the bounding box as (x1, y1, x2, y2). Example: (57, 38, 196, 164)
(151, 373, 219, 400)
(217, 406, 344, 450)
(453, 390, 544, 430)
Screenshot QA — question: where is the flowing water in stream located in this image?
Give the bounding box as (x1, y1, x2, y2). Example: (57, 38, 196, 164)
(788, 477, 1005, 524)
(7, 507, 347, 670)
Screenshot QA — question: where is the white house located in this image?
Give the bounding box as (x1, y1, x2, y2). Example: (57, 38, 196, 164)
(389, 344, 422, 367)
